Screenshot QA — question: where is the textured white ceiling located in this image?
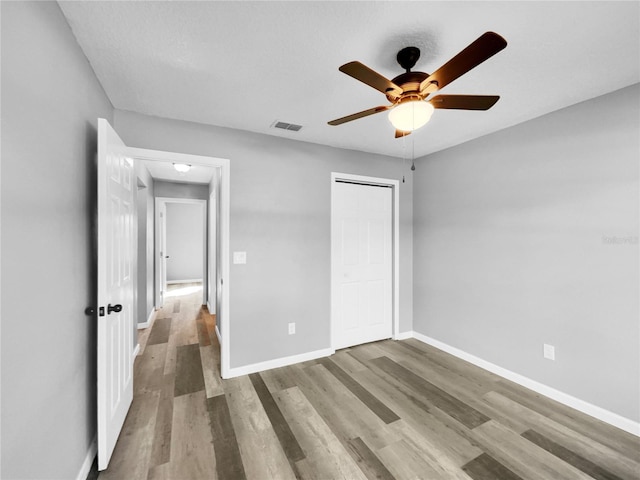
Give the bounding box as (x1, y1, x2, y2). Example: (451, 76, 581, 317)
(59, 1, 639, 159)
(138, 159, 215, 185)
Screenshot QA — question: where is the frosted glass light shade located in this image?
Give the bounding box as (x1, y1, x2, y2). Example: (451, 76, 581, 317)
(388, 100, 434, 131)
(173, 163, 191, 173)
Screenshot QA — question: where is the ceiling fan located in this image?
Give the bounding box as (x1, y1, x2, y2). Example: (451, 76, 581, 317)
(328, 32, 507, 138)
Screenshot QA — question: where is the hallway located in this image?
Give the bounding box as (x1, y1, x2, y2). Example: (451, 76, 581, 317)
(99, 283, 224, 479)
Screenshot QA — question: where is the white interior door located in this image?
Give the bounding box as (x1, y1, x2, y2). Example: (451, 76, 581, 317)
(332, 181, 393, 350)
(97, 118, 135, 470)
(157, 202, 167, 308)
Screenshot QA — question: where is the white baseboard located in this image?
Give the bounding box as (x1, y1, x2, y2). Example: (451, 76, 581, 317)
(133, 343, 140, 357)
(226, 347, 335, 379)
(394, 331, 413, 340)
(215, 325, 222, 344)
(138, 308, 157, 329)
(207, 301, 216, 315)
(75, 436, 96, 480)
(167, 278, 203, 285)
(409, 331, 640, 437)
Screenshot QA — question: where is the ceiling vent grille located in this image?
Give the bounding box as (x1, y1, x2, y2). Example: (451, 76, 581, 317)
(273, 121, 303, 132)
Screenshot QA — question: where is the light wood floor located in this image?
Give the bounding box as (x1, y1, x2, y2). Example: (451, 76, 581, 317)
(94, 284, 640, 479)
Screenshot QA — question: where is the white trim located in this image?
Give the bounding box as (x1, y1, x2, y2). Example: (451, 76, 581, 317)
(138, 308, 157, 329)
(167, 278, 203, 285)
(410, 331, 640, 437)
(75, 436, 96, 480)
(133, 343, 140, 357)
(215, 325, 222, 344)
(207, 187, 217, 317)
(226, 347, 335, 379)
(219, 161, 231, 379)
(394, 331, 413, 340)
(330, 172, 400, 349)
(155, 198, 167, 309)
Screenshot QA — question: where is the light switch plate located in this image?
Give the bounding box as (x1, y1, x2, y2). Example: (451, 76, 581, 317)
(543, 344, 555, 360)
(233, 251, 247, 264)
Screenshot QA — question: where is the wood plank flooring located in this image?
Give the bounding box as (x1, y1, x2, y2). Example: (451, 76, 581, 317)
(94, 283, 640, 480)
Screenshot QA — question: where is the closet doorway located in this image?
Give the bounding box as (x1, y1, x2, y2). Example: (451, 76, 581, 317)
(331, 172, 400, 350)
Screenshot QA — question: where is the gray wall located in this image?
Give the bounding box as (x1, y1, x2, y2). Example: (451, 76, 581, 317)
(114, 110, 414, 369)
(1, 2, 113, 478)
(136, 164, 155, 326)
(166, 202, 205, 282)
(413, 84, 639, 422)
(155, 180, 209, 200)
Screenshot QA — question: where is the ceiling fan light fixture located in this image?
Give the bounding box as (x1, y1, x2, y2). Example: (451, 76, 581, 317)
(173, 163, 191, 173)
(388, 100, 434, 132)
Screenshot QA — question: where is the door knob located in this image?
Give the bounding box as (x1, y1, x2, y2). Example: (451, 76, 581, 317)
(107, 304, 123, 315)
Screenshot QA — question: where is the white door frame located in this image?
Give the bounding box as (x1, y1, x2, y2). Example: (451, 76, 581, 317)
(155, 197, 207, 304)
(128, 147, 232, 379)
(208, 188, 217, 315)
(330, 172, 400, 348)
(156, 199, 167, 309)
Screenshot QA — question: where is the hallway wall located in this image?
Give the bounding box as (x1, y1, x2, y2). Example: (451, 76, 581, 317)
(166, 202, 205, 282)
(136, 163, 155, 329)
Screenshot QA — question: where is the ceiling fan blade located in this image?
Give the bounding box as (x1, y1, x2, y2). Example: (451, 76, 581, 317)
(420, 32, 507, 94)
(429, 95, 500, 110)
(328, 105, 392, 126)
(395, 130, 411, 138)
(339, 61, 403, 98)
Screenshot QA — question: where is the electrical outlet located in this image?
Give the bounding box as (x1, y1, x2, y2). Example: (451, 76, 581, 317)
(288, 323, 295, 335)
(543, 344, 555, 360)
(233, 251, 247, 264)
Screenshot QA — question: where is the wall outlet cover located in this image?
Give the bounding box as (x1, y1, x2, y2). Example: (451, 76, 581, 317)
(288, 323, 295, 335)
(233, 251, 247, 264)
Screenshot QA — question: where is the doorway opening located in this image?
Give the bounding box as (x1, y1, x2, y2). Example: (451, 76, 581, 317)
(155, 197, 208, 308)
(128, 147, 231, 380)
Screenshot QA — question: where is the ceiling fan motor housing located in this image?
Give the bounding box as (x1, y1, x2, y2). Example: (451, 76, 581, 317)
(387, 71, 429, 102)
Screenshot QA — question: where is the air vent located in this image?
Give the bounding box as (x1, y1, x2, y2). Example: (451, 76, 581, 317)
(272, 121, 303, 132)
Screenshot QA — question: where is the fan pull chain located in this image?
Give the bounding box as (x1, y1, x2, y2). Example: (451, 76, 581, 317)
(410, 102, 416, 172)
(402, 130, 407, 183)
(411, 135, 416, 171)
